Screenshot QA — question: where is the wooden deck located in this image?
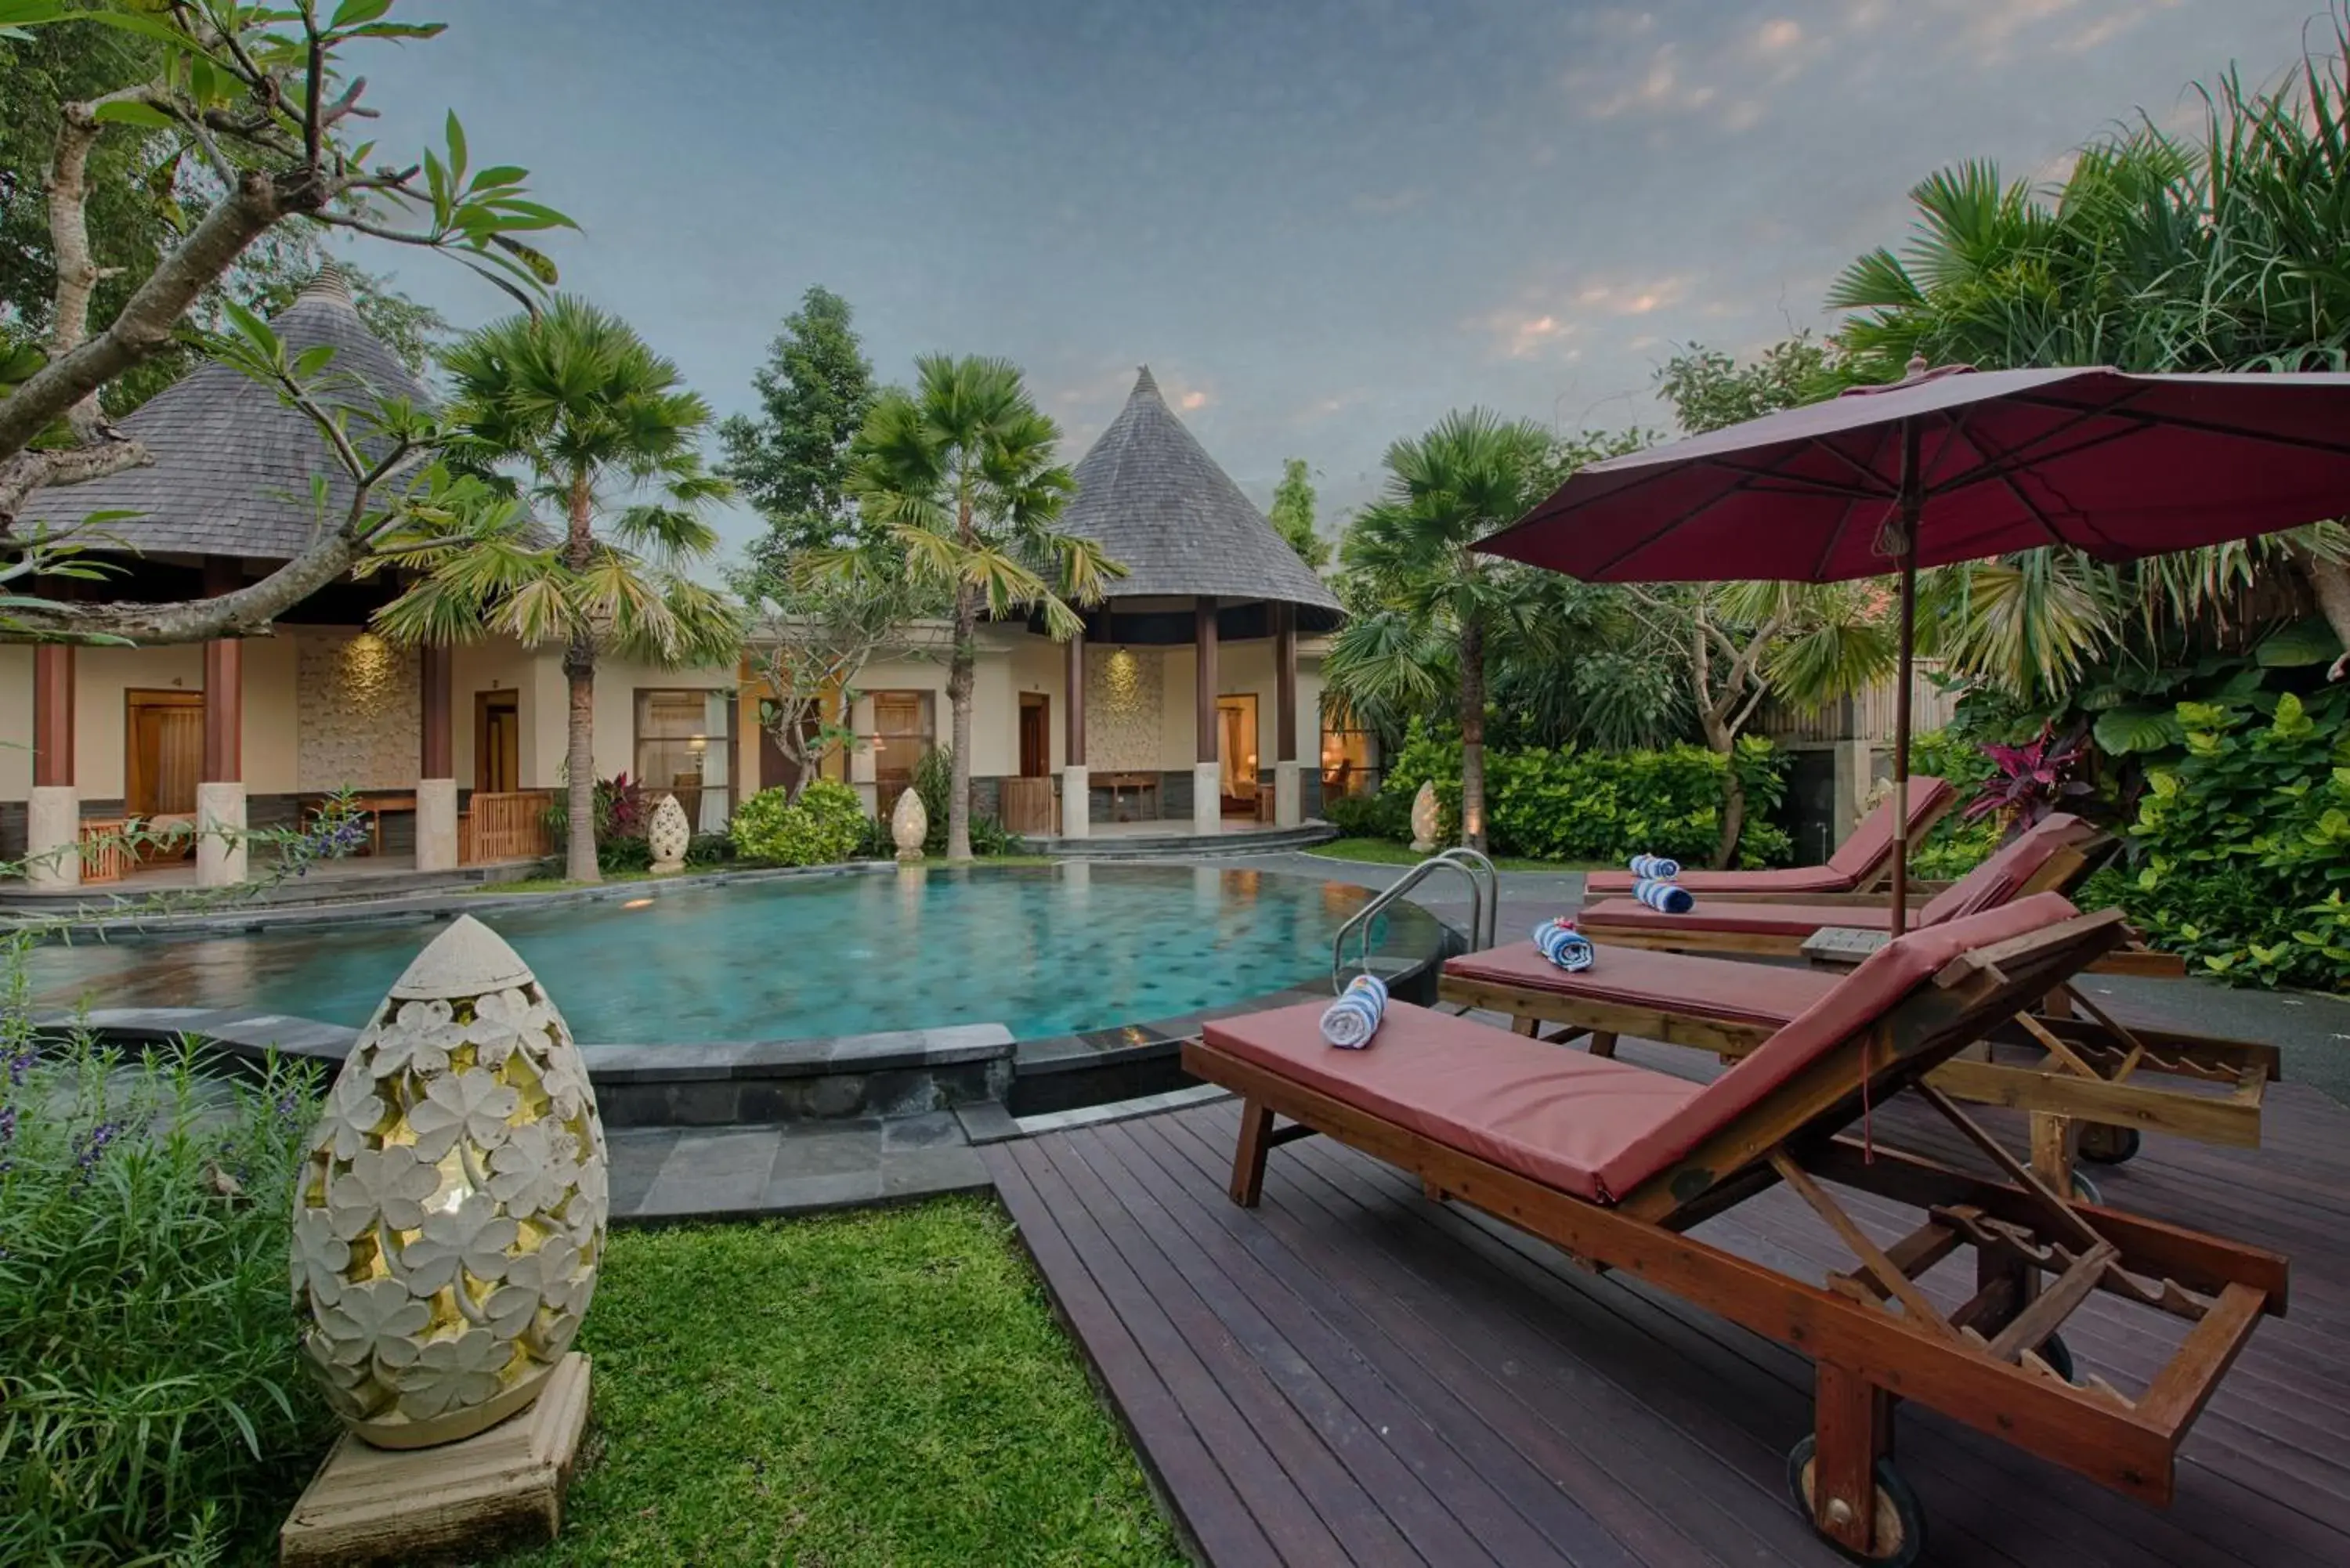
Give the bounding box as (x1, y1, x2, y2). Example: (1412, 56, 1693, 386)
(986, 1042, 2350, 1567)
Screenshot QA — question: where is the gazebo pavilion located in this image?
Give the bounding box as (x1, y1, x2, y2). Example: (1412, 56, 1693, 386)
(1049, 368, 1342, 837)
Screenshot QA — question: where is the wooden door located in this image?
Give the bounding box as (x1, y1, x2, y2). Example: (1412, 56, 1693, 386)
(125, 690, 203, 817)
(1217, 693, 1258, 809)
(1018, 694, 1050, 778)
(475, 692, 519, 794)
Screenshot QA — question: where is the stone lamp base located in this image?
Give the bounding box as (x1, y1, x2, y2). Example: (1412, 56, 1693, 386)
(279, 1353, 591, 1566)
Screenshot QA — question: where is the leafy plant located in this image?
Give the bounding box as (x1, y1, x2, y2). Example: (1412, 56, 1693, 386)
(1960, 722, 2095, 837)
(2117, 692, 2350, 988)
(909, 746, 1024, 858)
(0, 938, 328, 1561)
(1377, 722, 1791, 866)
(731, 779, 868, 867)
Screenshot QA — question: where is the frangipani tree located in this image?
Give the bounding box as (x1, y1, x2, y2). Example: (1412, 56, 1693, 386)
(1, 0, 571, 645)
(375, 298, 742, 883)
(846, 356, 1119, 860)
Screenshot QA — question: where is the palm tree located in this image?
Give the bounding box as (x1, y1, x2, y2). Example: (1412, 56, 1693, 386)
(1325, 410, 1560, 853)
(378, 297, 742, 883)
(845, 356, 1119, 860)
(1827, 27, 2350, 677)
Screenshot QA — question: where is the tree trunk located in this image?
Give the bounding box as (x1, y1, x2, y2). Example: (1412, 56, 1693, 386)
(563, 474, 600, 884)
(2294, 547, 2350, 679)
(947, 582, 977, 862)
(1689, 614, 1743, 869)
(1459, 616, 1488, 852)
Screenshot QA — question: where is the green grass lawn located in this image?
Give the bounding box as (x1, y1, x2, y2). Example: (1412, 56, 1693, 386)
(1304, 836, 1602, 873)
(494, 1198, 1182, 1568)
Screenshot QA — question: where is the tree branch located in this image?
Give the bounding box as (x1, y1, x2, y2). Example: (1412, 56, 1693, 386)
(0, 439, 154, 527)
(0, 171, 294, 462)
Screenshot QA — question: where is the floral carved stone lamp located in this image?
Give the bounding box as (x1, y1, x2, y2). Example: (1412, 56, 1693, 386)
(647, 792, 690, 874)
(292, 914, 607, 1452)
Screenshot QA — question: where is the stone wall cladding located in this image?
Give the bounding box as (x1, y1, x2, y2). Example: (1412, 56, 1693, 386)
(297, 630, 419, 791)
(1084, 644, 1163, 775)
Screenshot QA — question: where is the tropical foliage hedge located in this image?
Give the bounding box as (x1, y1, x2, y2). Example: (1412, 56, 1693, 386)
(732, 779, 870, 866)
(0, 939, 329, 1562)
(1336, 724, 1793, 867)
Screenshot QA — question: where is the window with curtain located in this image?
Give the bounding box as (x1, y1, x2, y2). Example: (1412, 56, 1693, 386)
(634, 689, 732, 832)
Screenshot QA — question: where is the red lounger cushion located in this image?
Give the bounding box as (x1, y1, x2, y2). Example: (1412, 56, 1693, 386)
(1442, 941, 1838, 1027)
(1596, 896, 2079, 1194)
(1584, 776, 1954, 898)
(1580, 812, 2089, 939)
(1207, 894, 2080, 1204)
(1202, 1001, 1704, 1201)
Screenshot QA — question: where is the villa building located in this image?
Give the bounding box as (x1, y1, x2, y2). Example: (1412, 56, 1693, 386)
(3, 282, 1365, 888)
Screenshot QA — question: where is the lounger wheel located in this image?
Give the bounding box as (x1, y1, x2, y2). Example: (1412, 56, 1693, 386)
(2077, 1125, 2142, 1165)
(2034, 1331, 2077, 1384)
(2070, 1169, 2104, 1205)
(1786, 1435, 1926, 1566)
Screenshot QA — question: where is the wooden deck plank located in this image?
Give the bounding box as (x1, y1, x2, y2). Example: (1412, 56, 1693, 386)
(993, 1048, 2350, 1568)
(987, 1144, 1284, 1568)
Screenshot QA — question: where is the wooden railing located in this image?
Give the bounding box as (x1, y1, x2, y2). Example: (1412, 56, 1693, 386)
(1000, 776, 1057, 836)
(461, 790, 554, 864)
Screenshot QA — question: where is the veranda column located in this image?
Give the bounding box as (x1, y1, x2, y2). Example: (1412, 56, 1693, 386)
(1273, 602, 1302, 828)
(1061, 629, 1089, 840)
(197, 558, 248, 887)
(27, 644, 79, 891)
(415, 641, 459, 871)
(1192, 597, 1220, 836)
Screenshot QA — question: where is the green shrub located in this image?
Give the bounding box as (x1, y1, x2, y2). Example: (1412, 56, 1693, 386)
(731, 779, 870, 866)
(1321, 789, 1404, 840)
(2113, 691, 2350, 989)
(1376, 721, 1791, 865)
(685, 829, 736, 867)
(0, 936, 329, 1562)
(902, 749, 1026, 857)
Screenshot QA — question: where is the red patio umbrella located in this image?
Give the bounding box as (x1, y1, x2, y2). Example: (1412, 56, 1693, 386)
(1477, 358, 2350, 932)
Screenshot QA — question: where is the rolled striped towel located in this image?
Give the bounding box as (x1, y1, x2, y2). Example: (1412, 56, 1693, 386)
(1532, 919, 1594, 971)
(1321, 972, 1390, 1049)
(1628, 852, 1681, 880)
(1633, 876, 1695, 914)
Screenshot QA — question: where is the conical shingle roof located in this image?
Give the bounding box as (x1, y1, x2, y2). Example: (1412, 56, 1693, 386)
(1061, 368, 1340, 614)
(23, 266, 435, 562)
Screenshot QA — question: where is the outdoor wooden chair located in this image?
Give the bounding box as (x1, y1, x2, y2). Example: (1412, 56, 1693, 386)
(1578, 812, 2183, 976)
(1437, 906, 2277, 1198)
(1584, 775, 1958, 901)
(1184, 898, 2287, 1566)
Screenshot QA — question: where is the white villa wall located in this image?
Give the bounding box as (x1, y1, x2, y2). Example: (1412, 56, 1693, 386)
(70, 642, 205, 800)
(243, 636, 299, 794)
(1007, 637, 1065, 773)
(450, 638, 540, 788)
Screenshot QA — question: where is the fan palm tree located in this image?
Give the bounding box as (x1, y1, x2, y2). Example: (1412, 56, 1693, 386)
(375, 297, 743, 883)
(845, 356, 1119, 860)
(1325, 410, 1561, 852)
(1827, 27, 2350, 679)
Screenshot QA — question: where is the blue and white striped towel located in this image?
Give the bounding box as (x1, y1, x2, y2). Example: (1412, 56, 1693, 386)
(1321, 972, 1390, 1049)
(1633, 876, 1695, 914)
(1533, 919, 1594, 971)
(1628, 852, 1681, 880)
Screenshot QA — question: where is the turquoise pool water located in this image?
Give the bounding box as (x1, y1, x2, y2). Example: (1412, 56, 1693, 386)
(26, 865, 1439, 1045)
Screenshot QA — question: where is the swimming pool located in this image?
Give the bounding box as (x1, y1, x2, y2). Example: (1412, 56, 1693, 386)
(25, 864, 1443, 1046)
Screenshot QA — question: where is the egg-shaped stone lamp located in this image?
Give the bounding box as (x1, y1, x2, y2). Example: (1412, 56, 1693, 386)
(891, 786, 927, 863)
(646, 793, 689, 874)
(294, 916, 608, 1449)
(1408, 781, 1441, 853)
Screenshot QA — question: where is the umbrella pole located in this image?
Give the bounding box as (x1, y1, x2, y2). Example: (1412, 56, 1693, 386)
(1889, 420, 1922, 939)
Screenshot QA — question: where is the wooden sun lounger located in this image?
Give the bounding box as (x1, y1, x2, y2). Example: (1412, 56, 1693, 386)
(1581, 812, 2186, 977)
(1185, 899, 2286, 1566)
(1585, 775, 1958, 901)
(1438, 917, 2277, 1198)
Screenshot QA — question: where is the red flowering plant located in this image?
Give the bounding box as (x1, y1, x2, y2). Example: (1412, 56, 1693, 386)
(1960, 722, 2095, 839)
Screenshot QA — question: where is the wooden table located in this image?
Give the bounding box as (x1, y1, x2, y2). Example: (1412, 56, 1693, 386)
(303, 793, 418, 858)
(1097, 772, 1160, 823)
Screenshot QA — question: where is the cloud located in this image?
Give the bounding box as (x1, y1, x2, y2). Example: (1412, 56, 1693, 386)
(1754, 19, 1805, 54)
(1180, 389, 1210, 410)
(1574, 43, 1717, 120)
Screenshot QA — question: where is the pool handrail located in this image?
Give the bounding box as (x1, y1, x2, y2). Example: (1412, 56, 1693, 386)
(1331, 847, 1497, 994)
